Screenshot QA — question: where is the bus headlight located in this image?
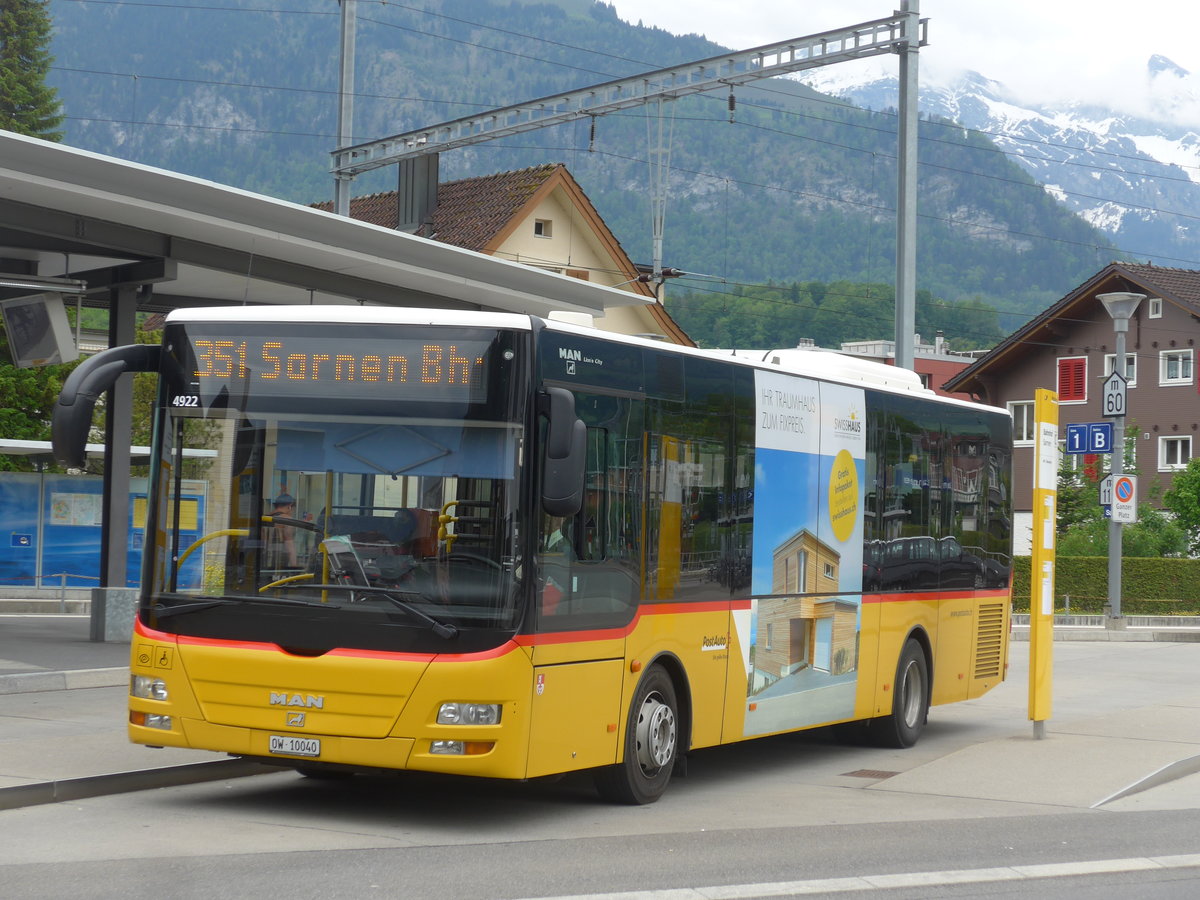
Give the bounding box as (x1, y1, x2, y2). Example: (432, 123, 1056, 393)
(437, 702, 501, 725)
(131, 675, 168, 701)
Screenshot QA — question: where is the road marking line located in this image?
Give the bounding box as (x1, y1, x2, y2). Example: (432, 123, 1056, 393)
(517, 852, 1200, 899)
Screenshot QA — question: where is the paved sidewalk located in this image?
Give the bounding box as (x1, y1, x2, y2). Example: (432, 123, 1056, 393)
(1010, 613, 1200, 642)
(0, 615, 265, 809)
(3, 611, 1200, 815)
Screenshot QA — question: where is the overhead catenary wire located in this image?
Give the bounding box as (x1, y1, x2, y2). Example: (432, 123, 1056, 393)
(47, 0, 1200, 281)
(67, 0, 1200, 175)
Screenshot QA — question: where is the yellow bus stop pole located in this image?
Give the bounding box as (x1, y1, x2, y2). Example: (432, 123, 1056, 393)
(1029, 388, 1058, 737)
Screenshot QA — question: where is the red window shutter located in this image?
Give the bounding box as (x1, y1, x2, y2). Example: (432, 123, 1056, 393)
(1057, 358, 1086, 401)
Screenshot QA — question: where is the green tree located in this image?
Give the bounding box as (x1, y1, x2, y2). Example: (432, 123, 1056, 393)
(1057, 506, 1186, 558)
(1056, 454, 1098, 533)
(1163, 457, 1200, 554)
(0, 328, 72, 471)
(0, 0, 64, 140)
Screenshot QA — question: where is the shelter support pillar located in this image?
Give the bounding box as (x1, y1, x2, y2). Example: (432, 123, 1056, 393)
(100, 285, 138, 589)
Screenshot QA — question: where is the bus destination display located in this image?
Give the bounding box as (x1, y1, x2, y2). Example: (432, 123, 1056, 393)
(174, 332, 493, 405)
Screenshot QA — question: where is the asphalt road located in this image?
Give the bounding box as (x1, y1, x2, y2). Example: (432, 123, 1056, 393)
(0, 771, 1199, 899)
(3, 640, 1200, 898)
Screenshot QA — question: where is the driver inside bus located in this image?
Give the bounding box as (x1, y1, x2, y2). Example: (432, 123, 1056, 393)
(540, 515, 574, 615)
(542, 515, 573, 555)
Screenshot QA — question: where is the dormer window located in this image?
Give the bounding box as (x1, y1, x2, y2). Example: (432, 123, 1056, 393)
(533, 219, 553, 238)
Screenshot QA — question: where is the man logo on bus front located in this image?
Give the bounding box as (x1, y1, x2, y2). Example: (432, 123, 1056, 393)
(269, 692, 325, 709)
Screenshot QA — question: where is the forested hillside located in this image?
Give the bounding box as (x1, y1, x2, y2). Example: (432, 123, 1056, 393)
(47, 0, 1120, 344)
(665, 281, 1005, 351)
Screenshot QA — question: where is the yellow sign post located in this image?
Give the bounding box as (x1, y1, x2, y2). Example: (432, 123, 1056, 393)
(1029, 388, 1058, 737)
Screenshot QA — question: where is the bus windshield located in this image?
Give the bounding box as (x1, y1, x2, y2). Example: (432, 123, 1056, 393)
(144, 320, 527, 653)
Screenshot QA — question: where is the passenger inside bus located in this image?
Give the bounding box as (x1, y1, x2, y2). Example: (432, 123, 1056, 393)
(265, 493, 299, 571)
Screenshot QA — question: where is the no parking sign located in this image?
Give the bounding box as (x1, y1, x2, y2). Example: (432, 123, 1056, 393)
(1112, 474, 1137, 523)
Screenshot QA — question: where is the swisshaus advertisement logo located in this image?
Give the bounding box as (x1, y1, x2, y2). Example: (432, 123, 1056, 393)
(833, 404, 863, 440)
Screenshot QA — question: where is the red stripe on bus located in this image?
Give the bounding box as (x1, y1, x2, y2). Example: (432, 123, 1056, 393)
(326, 645, 514, 663)
(516, 598, 744, 646)
(514, 626, 631, 646)
(863, 588, 1011, 604)
(134, 618, 177, 642)
(141, 619, 523, 663)
(172, 631, 522, 663)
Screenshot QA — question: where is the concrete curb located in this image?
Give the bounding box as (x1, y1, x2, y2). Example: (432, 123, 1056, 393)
(0, 759, 273, 812)
(1010, 626, 1200, 642)
(0, 599, 91, 614)
(0, 667, 128, 695)
(1092, 753, 1200, 808)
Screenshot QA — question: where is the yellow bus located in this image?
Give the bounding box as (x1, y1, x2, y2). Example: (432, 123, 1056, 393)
(54, 306, 1013, 804)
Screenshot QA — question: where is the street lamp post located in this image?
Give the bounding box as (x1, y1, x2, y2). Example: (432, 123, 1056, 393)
(1098, 291, 1144, 621)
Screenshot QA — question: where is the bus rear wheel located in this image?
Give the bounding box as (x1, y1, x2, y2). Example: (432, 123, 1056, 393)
(594, 666, 678, 805)
(870, 638, 929, 749)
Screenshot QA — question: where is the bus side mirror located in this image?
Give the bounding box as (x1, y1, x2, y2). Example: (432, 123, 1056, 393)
(52, 343, 162, 468)
(541, 387, 586, 518)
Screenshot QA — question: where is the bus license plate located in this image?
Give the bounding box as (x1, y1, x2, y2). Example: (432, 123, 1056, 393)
(269, 735, 321, 758)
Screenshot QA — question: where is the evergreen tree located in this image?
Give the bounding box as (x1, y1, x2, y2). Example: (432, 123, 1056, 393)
(0, 0, 64, 140)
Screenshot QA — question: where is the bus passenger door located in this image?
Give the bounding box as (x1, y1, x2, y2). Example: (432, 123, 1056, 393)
(529, 391, 643, 775)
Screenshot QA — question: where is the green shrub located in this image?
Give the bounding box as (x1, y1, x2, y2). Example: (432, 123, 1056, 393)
(1011, 556, 1200, 614)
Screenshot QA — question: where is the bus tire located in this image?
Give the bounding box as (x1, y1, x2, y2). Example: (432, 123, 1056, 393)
(870, 638, 929, 749)
(594, 666, 678, 804)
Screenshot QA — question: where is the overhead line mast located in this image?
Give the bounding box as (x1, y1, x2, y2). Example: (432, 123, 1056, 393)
(331, 7, 926, 367)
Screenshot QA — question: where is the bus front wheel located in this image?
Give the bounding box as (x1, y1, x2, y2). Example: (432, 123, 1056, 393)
(870, 638, 929, 748)
(594, 666, 678, 805)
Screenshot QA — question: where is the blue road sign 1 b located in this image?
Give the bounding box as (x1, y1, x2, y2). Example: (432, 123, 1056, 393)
(1065, 422, 1113, 454)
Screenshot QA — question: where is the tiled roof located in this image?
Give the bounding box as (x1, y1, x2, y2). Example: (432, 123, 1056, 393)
(311, 164, 562, 252)
(422, 164, 561, 251)
(944, 262, 1200, 395)
(311, 192, 398, 230)
(309, 164, 692, 345)
(1117, 262, 1200, 309)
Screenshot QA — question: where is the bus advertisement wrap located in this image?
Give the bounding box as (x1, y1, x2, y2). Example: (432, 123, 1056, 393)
(743, 372, 865, 736)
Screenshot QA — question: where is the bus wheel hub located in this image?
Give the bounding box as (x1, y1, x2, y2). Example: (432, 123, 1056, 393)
(635, 693, 675, 772)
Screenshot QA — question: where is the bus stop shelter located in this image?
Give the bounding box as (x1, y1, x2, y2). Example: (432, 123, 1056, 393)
(0, 131, 652, 593)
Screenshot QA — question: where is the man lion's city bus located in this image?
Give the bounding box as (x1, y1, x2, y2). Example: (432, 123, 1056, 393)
(53, 306, 1013, 804)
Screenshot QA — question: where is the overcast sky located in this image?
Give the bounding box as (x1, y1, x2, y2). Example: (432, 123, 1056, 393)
(606, 0, 1199, 124)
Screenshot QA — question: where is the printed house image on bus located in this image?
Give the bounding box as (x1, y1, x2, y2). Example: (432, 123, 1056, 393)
(753, 528, 858, 692)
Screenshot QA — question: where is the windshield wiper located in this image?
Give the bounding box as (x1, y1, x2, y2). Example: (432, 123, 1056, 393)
(274, 583, 459, 639)
(152, 594, 343, 619)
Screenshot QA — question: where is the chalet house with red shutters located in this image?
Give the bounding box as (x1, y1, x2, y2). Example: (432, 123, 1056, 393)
(315, 163, 692, 346)
(945, 262, 1200, 553)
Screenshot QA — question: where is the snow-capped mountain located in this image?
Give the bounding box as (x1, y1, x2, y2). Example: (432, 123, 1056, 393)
(800, 58, 1200, 269)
